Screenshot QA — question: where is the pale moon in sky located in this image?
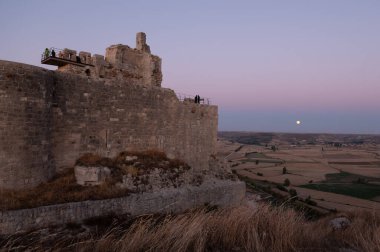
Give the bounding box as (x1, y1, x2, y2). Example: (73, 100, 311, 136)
(296, 120, 301, 125)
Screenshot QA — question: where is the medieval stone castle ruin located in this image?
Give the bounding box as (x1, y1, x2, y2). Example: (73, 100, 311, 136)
(0, 33, 221, 190)
(55, 32, 162, 87)
(0, 33, 244, 234)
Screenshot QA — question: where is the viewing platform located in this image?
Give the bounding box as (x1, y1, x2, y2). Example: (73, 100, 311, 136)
(176, 93, 212, 105)
(41, 47, 93, 67)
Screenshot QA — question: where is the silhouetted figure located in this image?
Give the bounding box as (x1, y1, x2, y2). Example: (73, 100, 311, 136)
(195, 95, 200, 104)
(51, 49, 56, 57)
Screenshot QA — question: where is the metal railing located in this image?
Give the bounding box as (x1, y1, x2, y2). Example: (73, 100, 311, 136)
(41, 47, 90, 65)
(175, 93, 212, 105)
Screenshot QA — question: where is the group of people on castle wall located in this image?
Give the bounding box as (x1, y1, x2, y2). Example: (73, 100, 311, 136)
(44, 48, 56, 59)
(43, 48, 82, 63)
(194, 95, 203, 104)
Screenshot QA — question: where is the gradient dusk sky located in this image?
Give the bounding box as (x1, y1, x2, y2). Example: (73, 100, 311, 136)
(1, 0, 379, 134)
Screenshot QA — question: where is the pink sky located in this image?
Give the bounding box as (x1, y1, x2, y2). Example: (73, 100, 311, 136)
(1, 0, 379, 133)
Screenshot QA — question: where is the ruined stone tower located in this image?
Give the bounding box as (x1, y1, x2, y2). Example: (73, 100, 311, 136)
(0, 33, 218, 190)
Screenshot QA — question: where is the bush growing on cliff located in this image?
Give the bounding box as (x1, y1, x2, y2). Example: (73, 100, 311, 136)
(276, 184, 288, 192)
(284, 178, 290, 186)
(282, 167, 287, 174)
(305, 195, 318, 206)
(289, 188, 298, 198)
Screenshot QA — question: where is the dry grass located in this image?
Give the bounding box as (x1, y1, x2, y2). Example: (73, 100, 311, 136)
(3, 204, 380, 251)
(0, 168, 129, 211)
(76, 153, 114, 167)
(0, 150, 189, 211)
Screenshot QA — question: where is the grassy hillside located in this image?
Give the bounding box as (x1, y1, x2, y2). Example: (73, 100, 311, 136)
(2, 204, 380, 251)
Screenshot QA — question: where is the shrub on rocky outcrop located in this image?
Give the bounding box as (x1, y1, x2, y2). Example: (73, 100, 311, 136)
(0, 150, 196, 210)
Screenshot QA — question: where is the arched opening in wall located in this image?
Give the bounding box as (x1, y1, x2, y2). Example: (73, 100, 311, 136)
(85, 69, 91, 76)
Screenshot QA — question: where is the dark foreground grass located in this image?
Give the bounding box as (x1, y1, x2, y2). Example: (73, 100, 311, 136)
(2, 204, 380, 251)
(0, 168, 130, 211)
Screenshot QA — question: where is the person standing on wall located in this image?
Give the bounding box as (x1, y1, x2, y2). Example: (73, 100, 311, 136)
(44, 48, 50, 59)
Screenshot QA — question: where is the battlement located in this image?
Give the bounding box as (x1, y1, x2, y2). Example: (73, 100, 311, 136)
(42, 32, 162, 87)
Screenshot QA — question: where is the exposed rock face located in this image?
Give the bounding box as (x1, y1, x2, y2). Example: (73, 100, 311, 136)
(74, 166, 111, 186)
(72, 151, 233, 193)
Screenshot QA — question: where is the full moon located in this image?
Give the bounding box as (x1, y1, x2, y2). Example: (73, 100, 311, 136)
(296, 120, 301, 125)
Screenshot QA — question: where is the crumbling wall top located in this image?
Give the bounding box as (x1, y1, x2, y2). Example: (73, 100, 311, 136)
(55, 32, 162, 87)
(136, 32, 151, 53)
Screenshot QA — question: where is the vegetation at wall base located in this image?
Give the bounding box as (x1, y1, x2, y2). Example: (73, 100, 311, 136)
(0, 150, 189, 210)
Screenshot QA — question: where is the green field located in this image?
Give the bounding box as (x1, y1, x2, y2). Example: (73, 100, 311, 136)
(241, 158, 283, 164)
(300, 183, 380, 200)
(245, 152, 267, 159)
(324, 172, 374, 183)
(300, 172, 380, 200)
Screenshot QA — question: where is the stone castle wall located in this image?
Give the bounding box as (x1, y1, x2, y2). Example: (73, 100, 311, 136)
(0, 60, 218, 189)
(0, 61, 56, 189)
(52, 70, 217, 172)
(0, 180, 246, 235)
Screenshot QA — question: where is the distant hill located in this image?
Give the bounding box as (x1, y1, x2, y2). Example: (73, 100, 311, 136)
(218, 131, 380, 146)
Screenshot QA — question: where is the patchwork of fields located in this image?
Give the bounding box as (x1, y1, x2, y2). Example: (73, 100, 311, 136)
(217, 133, 380, 212)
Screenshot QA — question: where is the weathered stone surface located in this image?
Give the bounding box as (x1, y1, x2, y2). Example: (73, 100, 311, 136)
(56, 33, 161, 87)
(74, 166, 111, 186)
(62, 48, 77, 61)
(136, 32, 151, 53)
(103, 43, 161, 87)
(0, 179, 245, 235)
(0, 61, 55, 189)
(78, 51, 91, 64)
(0, 59, 218, 189)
